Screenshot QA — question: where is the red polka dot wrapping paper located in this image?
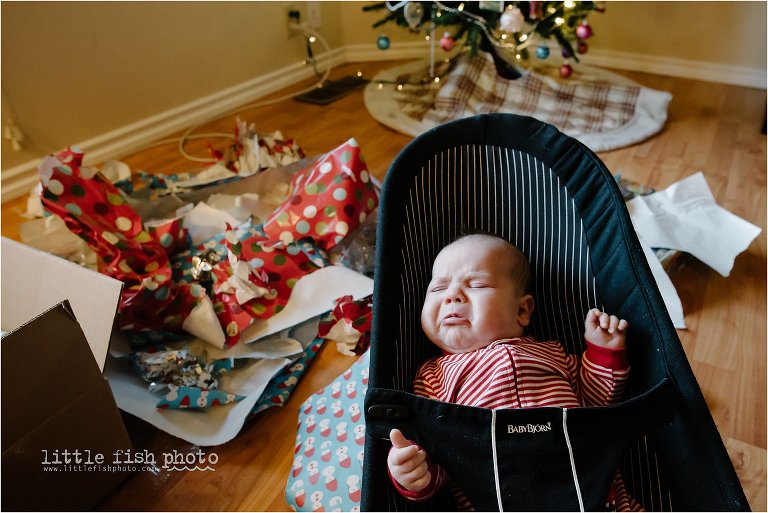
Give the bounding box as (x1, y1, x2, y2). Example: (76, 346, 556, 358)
(38, 138, 379, 348)
(263, 138, 378, 252)
(210, 138, 379, 347)
(39, 147, 200, 332)
(317, 295, 373, 355)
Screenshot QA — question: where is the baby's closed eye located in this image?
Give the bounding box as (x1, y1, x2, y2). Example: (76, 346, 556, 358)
(428, 283, 448, 293)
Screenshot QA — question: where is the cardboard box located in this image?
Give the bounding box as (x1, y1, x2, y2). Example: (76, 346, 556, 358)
(1, 238, 132, 510)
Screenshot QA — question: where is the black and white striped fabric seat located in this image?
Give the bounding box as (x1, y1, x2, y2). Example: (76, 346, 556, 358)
(395, 143, 598, 389)
(362, 114, 748, 511)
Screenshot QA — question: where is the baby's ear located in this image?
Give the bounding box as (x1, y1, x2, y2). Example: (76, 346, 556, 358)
(517, 294, 535, 327)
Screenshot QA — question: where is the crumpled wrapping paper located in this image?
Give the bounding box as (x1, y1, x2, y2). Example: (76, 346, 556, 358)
(130, 347, 244, 409)
(232, 120, 305, 174)
(105, 316, 320, 445)
(157, 385, 243, 410)
(38, 147, 220, 343)
(318, 295, 373, 356)
(129, 122, 304, 200)
(203, 138, 379, 348)
(37, 139, 379, 350)
(252, 337, 325, 415)
(34, 136, 377, 439)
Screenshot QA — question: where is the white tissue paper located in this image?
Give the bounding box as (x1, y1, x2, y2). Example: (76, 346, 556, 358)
(181, 295, 226, 348)
(19, 215, 93, 264)
(214, 255, 271, 305)
(205, 192, 260, 223)
(168, 163, 237, 191)
(627, 172, 761, 277)
(626, 172, 761, 329)
(179, 201, 245, 245)
(637, 234, 686, 329)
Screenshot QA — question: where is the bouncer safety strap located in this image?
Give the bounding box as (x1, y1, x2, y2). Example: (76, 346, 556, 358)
(563, 408, 585, 512)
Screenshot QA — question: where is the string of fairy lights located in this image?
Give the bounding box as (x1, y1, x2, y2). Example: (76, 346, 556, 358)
(432, 0, 591, 56)
(290, 2, 600, 91)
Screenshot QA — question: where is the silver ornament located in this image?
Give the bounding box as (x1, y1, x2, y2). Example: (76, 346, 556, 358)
(403, 2, 425, 30)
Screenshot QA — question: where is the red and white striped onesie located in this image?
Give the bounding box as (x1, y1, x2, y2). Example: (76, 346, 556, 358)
(390, 336, 642, 511)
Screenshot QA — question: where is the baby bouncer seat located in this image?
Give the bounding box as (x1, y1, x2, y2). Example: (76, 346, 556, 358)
(362, 114, 748, 511)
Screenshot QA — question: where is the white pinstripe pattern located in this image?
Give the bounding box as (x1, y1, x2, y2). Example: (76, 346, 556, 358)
(398, 145, 599, 376)
(389, 144, 670, 510)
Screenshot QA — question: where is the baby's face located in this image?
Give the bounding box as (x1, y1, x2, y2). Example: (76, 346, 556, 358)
(421, 238, 533, 354)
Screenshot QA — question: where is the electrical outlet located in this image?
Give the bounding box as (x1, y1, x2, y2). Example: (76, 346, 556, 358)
(285, 4, 302, 37)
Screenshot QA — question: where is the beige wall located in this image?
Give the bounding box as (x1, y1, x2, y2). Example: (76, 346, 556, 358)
(587, 1, 766, 66)
(2, 1, 766, 171)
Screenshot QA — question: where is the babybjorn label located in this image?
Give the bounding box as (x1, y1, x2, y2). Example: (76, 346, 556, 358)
(507, 422, 552, 434)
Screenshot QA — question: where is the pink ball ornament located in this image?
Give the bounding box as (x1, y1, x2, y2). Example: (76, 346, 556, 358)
(439, 32, 455, 52)
(559, 63, 573, 79)
(576, 21, 593, 40)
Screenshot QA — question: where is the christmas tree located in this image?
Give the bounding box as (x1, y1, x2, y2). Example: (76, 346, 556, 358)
(365, 1, 603, 78)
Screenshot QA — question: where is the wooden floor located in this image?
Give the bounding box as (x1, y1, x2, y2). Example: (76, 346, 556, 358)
(2, 60, 765, 511)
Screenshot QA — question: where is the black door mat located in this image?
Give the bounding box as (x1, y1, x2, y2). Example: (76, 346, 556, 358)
(293, 75, 369, 105)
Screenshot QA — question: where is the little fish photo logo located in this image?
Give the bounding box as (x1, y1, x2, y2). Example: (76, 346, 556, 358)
(40, 448, 218, 473)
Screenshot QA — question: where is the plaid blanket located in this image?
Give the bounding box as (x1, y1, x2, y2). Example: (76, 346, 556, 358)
(427, 52, 642, 134)
(365, 53, 672, 152)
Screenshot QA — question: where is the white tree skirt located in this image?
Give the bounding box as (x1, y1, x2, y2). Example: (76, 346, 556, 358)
(364, 53, 672, 152)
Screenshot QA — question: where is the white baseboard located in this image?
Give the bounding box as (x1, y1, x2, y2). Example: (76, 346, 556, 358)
(581, 48, 766, 90)
(343, 42, 431, 62)
(3, 42, 764, 202)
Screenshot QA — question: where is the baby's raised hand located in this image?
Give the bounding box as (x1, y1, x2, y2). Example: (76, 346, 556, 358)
(584, 309, 628, 349)
(387, 429, 432, 493)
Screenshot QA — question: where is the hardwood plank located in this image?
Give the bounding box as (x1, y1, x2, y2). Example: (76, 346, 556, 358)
(725, 437, 767, 512)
